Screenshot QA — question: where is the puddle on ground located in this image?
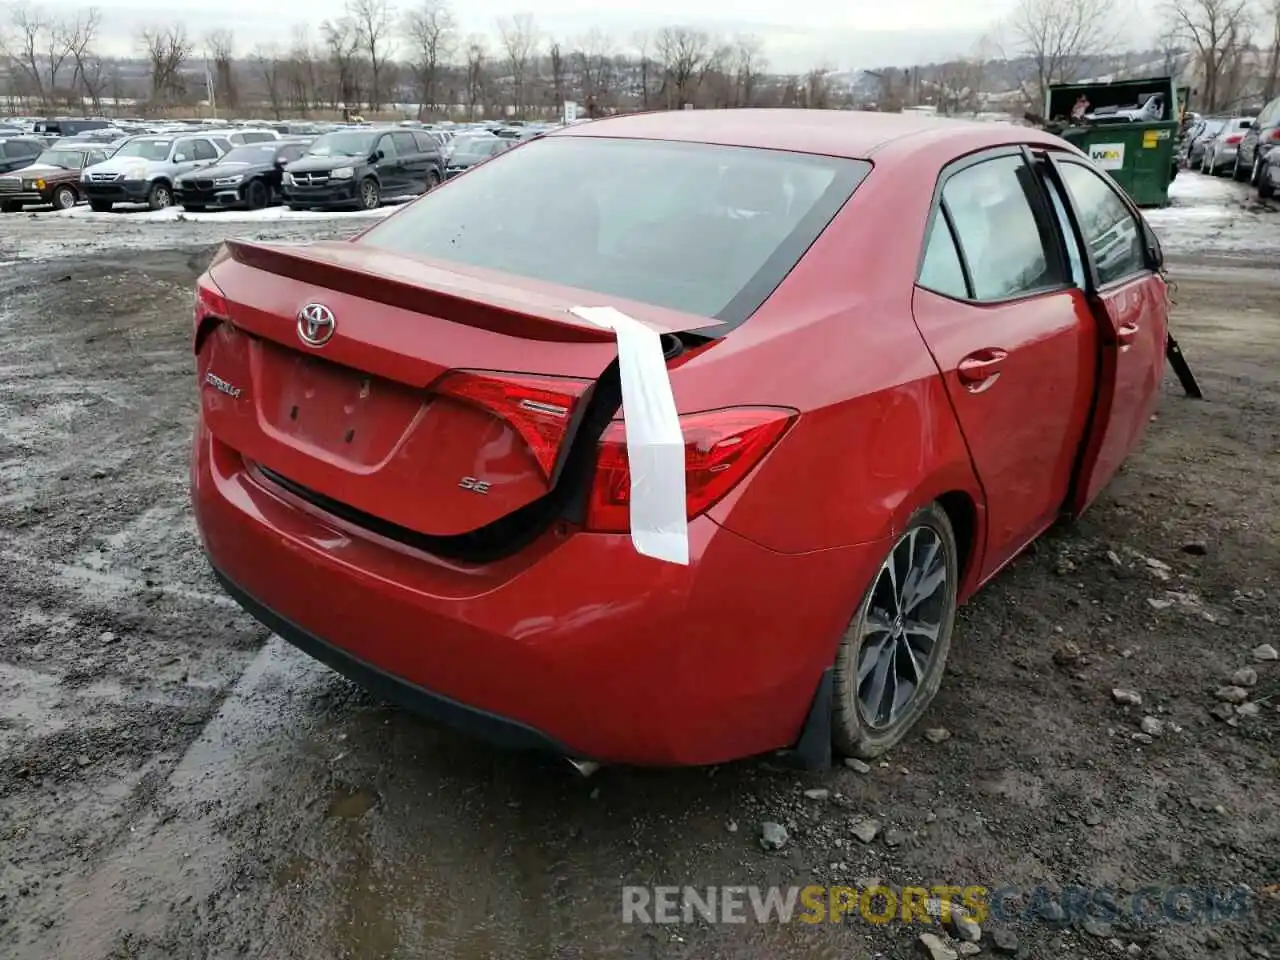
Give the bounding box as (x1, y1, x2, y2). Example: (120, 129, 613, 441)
(326, 784, 379, 820)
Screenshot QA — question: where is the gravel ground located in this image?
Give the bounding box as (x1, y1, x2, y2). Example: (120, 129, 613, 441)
(0, 175, 1277, 960)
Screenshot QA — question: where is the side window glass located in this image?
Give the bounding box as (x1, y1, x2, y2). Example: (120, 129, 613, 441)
(1042, 174, 1085, 288)
(942, 155, 1063, 301)
(1057, 162, 1146, 286)
(377, 135, 397, 159)
(393, 132, 418, 155)
(173, 140, 192, 161)
(194, 139, 218, 161)
(917, 214, 969, 299)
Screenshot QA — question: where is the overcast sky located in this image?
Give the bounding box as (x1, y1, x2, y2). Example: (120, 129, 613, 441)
(60, 0, 1149, 74)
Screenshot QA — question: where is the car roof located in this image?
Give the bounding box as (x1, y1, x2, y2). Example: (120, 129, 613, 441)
(553, 108, 1064, 160)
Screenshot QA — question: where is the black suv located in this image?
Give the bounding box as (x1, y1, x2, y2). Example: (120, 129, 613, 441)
(1234, 95, 1280, 186)
(174, 139, 311, 211)
(282, 129, 443, 211)
(0, 137, 43, 174)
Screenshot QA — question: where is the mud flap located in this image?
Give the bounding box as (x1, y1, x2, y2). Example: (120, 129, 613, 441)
(776, 668, 834, 770)
(1166, 333, 1203, 399)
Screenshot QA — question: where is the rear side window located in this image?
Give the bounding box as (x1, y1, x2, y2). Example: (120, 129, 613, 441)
(941, 155, 1063, 301)
(193, 139, 219, 161)
(917, 215, 968, 299)
(393, 132, 419, 155)
(1056, 161, 1146, 286)
(412, 131, 438, 152)
(242, 132, 274, 144)
(359, 137, 869, 323)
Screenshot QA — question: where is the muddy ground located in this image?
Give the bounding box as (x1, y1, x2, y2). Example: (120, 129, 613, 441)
(0, 176, 1277, 960)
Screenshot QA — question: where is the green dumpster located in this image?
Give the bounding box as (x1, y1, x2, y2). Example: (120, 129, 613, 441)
(1046, 77, 1180, 207)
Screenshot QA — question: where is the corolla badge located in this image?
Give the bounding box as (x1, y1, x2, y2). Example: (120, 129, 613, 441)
(296, 303, 336, 347)
(204, 371, 242, 398)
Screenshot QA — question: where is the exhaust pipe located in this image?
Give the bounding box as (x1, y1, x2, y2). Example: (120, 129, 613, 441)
(564, 757, 601, 778)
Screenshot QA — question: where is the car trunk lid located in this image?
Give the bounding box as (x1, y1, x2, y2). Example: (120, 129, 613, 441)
(198, 239, 709, 540)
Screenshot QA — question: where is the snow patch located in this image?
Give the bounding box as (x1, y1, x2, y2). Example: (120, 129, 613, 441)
(36, 199, 411, 224)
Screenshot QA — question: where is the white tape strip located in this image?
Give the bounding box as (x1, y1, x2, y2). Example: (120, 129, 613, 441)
(569, 305, 689, 566)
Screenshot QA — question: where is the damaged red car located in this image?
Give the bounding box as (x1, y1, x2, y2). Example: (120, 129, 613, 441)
(191, 110, 1169, 767)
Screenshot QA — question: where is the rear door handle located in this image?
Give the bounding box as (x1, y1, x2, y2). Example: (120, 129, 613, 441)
(1117, 321, 1140, 346)
(957, 348, 1009, 392)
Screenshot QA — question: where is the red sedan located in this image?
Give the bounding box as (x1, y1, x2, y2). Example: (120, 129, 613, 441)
(191, 110, 1169, 767)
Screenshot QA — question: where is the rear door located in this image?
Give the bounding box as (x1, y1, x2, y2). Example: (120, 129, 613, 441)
(373, 133, 403, 193)
(1043, 155, 1168, 515)
(911, 150, 1098, 578)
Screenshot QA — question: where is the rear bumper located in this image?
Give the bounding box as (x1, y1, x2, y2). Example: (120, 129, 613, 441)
(193, 422, 879, 765)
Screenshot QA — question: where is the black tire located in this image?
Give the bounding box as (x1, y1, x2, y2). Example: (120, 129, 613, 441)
(358, 177, 380, 211)
(833, 503, 959, 759)
(1250, 156, 1262, 187)
(52, 185, 78, 211)
(1232, 155, 1248, 182)
(146, 181, 172, 210)
(245, 179, 268, 210)
(1259, 166, 1275, 200)
(89, 200, 112, 212)
(426, 169, 441, 191)
(0, 201, 18, 213)
(286, 204, 306, 212)
(182, 204, 206, 213)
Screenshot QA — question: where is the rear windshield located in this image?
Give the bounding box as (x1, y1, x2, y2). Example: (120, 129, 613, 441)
(359, 136, 868, 322)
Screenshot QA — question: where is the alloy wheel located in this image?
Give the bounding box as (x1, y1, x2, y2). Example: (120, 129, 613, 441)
(361, 181, 378, 209)
(855, 526, 949, 729)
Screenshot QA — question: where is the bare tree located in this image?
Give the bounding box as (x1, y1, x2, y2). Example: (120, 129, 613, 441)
(728, 34, 765, 107)
(463, 34, 487, 119)
(286, 25, 319, 113)
(632, 31, 654, 110)
(547, 40, 566, 111)
(1168, 0, 1252, 111)
(803, 67, 832, 109)
(655, 26, 709, 108)
(350, 0, 396, 112)
(1259, 0, 1280, 100)
(206, 29, 237, 110)
(140, 24, 193, 107)
(404, 0, 456, 118)
(572, 28, 613, 111)
(321, 17, 362, 113)
(498, 12, 538, 118)
(1005, 0, 1120, 109)
(1155, 20, 1186, 76)
(255, 45, 285, 119)
(9, 3, 51, 106)
(64, 7, 103, 112)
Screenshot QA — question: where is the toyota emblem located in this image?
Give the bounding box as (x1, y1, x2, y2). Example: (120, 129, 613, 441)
(296, 303, 336, 347)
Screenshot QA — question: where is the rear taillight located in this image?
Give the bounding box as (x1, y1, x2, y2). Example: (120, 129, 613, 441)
(1266, 129, 1280, 142)
(1226, 134, 1244, 144)
(435, 370, 592, 479)
(585, 407, 796, 533)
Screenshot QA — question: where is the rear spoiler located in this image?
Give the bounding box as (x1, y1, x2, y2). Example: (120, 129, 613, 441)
(222, 239, 712, 345)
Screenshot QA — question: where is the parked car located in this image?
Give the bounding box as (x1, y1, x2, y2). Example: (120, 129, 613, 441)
(0, 143, 111, 211)
(1259, 147, 1280, 199)
(281, 128, 443, 211)
(31, 117, 112, 138)
(0, 136, 43, 174)
(1182, 117, 1224, 168)
(443, 136, 514, 178)
(81, 133, 227, 211)
(1200, 118, 1253, 175)
(174, 140, 311, 212)
(1234, 94, 1280, 185)
(191, 110, 1169, 767)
